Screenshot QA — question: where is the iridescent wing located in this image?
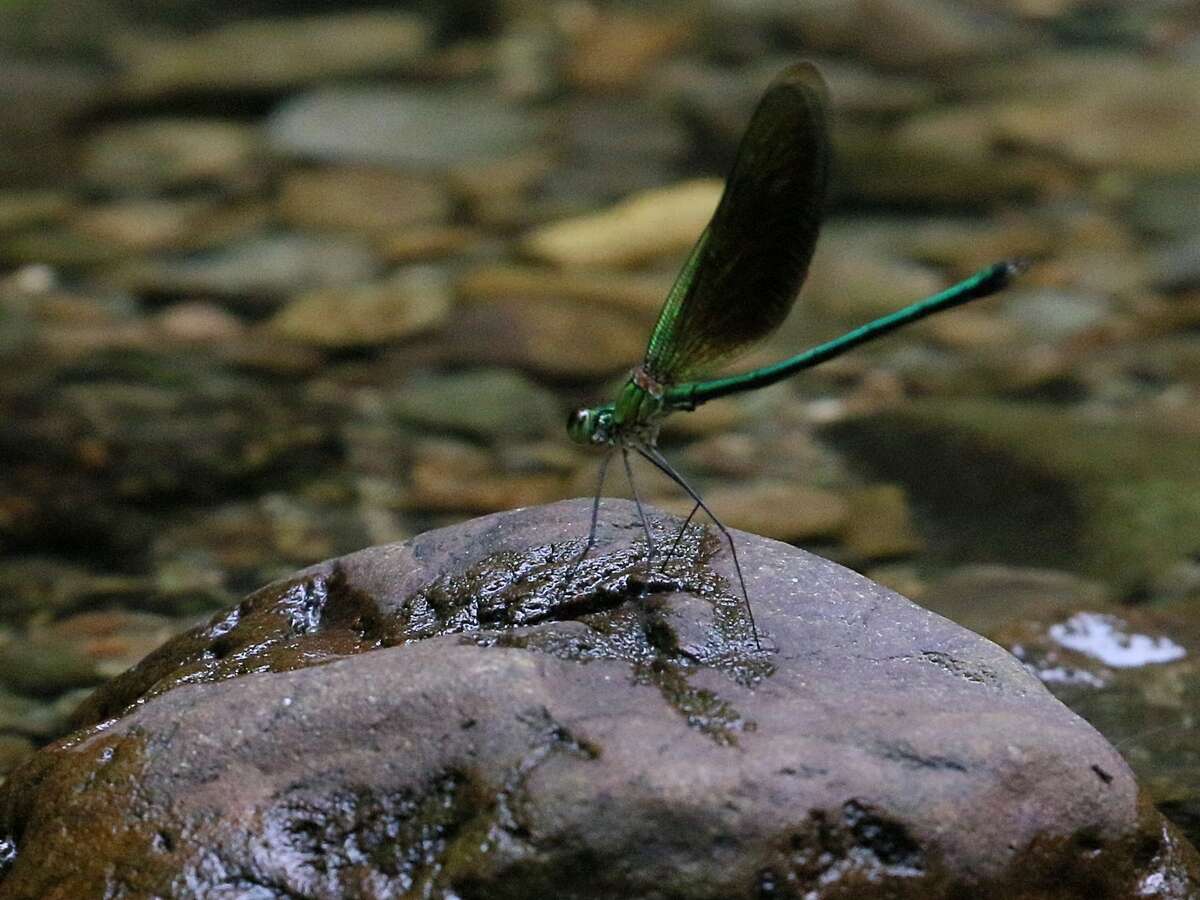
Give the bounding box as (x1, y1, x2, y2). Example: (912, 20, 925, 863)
(642, 63, 830, 383)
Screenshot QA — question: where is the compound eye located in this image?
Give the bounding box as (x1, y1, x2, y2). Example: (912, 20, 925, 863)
(567, 408, 593, 444)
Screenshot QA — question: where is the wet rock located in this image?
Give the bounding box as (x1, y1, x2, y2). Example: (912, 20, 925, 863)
(0, 57, 108, 186)
(0, 557, 153, 625)
(565, 8, 694, 92)
(117, 12, 430, 95)
(0, 736, 32, 776)
(267, 86, 545, 169)
(1129, 176, 1200, 239)
(380, 224, 480, 263)
(150, 493, 374, 602)
(401, 438, 567, 514)
(654, 480, 849, 544)
(993, 62, 1200, 174)
(0, 191, 71, 233)
(981, 596, 1200, 847)
(823, 400, 1200, 589)
(69, 197, 251, 254)
(278, 166, 452, 236)
(521, 179, 722, 268)
(390, 294, 646, 378)
(387, 368, 561, 440)
(0, 365, 337, 558)
(921, 565, 1114, 637)
(1150, 234, 1200, 294)
(4, 500, 1196, 898)
(803, 223, 945, 321)
(80, 119, 261, 193)
(108, 233, 380, 301)
(839, 110, 1072, 206)
(457, 262, 670, 318)
(0, 633, 101, 698)
(267, 265, 451, 348)
(841, 484, 923, 561)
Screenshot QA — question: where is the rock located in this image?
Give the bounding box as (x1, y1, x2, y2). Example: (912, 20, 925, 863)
(389, 294, 647, 378)
(802, 223, 947, 322)
(457, 262, 670, 318)
(4, 500, 1195, 897)
(979, 596, 1200, 848)
(0, 57, 108, 186)
(565, 9, 694, 92)
(0, 191, 72, 233)
(380, 225, 480, 263)
(921, 565, 1113, 637)
(152, 301, 246, 345)
(0, 557, 153, 625)
(278, 166, 452, 236)
(1129, 175, 1200, 239)
(0, 736, 32, 776)
(0, 633, 101, 698)
(521, 179, 722, 268)
(387, 368, 562, 440)
(48, 611, 179, 680)
(654, 481, 849, 544)
(80, 119, 261, 192)
(1150, 234, 1200, 294)
(108, 233, 380, 301)
(70, 198, 230, 253)
(823, 400, 1200, 589)
(116, 12, 430, 95)
(267, 86, 545, 169)
(400, 438, 567, 514)
(841, 484, 923, 560)
(993, 62, 1200, 174)
(267, 266, 451, 348)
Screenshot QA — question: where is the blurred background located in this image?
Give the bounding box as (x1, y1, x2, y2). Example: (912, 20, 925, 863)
(0, 0, 1197, 843)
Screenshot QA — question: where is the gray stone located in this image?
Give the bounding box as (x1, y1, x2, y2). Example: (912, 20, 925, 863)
(3, 501, 1194, 898)
(266, 86, 546, 169)
(107, 233, 380, 300)
(117, 12, 430, 95)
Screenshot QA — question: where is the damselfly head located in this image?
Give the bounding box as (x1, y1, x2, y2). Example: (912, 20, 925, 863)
(567, 405, 614, 446)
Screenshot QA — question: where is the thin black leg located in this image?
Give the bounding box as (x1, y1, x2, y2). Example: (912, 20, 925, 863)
(634, 445, 761, 649)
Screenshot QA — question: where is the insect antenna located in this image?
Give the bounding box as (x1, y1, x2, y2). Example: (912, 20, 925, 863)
(634, 444, 762, 650)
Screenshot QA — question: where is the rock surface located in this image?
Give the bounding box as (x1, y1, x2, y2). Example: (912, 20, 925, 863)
(0, 500, 1195, 899)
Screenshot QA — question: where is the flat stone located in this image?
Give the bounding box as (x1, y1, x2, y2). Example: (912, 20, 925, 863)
(521, 179, 722, 268)
(267, 266, 451, 347)
(108, 233, 380, 301)
(116, 12, 430, 95)
(386, 368, 562, 440)
(992, 62, 1200, 174)
(81, 119, 261, 192)
(5, 501, 1194, 897)
(457, 262, 671, 318)
(267, 86, 545, 169)
(278, 166, 451, 236)
(389, 294, 647, 378)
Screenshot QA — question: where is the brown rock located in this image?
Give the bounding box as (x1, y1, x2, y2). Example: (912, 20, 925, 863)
(3, 501, 1194, 898)
(116, 12, 430, 95)
(81, 119, 260, 192)
(521, 179, 721, 268)
(278, 166, 451, 236)
(841, 484, 924, 560)
(267, 266, 451, 348)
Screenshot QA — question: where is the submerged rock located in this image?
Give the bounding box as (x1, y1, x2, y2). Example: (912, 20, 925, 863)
(0, 500, 1195, 898)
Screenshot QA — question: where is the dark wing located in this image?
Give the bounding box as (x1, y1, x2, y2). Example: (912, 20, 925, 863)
(642, 63, 830, 383)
